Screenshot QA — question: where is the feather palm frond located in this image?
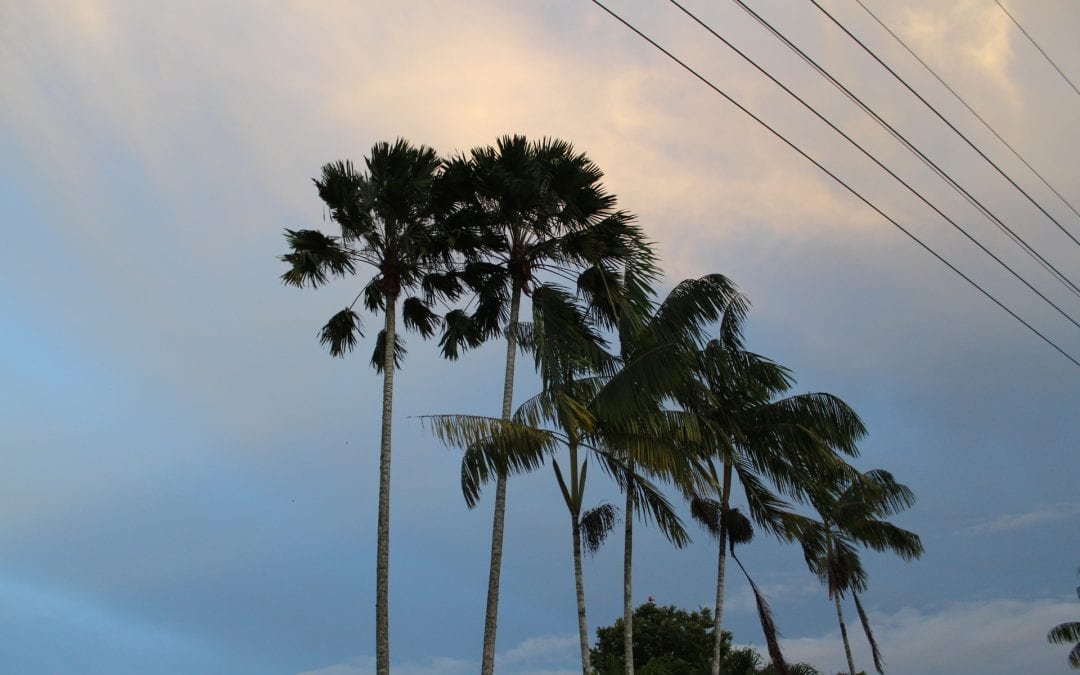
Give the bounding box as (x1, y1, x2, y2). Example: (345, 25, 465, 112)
(853, 590, 884, 674)
(731, 547, 789, 675)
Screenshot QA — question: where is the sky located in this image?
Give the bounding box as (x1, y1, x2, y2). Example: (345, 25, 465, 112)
(1, 0, 1078, 673)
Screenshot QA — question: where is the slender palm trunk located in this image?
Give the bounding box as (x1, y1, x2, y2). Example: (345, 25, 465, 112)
(711, 463, 733, 675)
(572, 510, 591, 674)
(479, 289, 521, 675)
(834, 593, 856, 675)
(622, 463, 635, 675)
(375, 293, 398, 675)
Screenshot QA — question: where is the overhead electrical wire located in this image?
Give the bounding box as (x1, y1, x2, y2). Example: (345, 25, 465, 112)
(806, 0, 1080, 250)
(666, 0, 1080, 332)
(732, 0, 1080, 303)
(993, 0, 1080, 98)
(585, 0, 1080, 369)
(853, 0, 1080, 226)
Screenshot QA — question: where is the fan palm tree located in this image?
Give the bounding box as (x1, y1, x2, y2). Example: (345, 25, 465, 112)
(798, 469, 923, 675)
(437, 135, 656, 675)
(280, 139, 461, 675)
(683, 311, 866, 675)
(1047, 568, 1080, 669)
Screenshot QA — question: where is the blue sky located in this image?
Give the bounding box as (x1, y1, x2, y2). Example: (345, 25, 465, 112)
(2, 1, 1078, 673)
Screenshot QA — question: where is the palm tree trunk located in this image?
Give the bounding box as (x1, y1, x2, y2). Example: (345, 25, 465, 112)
(834, 593, 856, 675)
(375, 293, 398, 675)
(572, 511, 591, 674)
(623, 463, 635, 675)
(479, 288, 521, 675)
(711, 463, 733, 675)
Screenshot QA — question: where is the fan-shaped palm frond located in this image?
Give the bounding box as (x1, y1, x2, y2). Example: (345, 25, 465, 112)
(369, 329, 406, 373)
(280, 229, 356, 288)
(318, 308, 363, 357)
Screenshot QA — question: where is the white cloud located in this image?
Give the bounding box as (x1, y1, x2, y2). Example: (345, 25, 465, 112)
(963, 502, 1080, 536)
(298, 633, 580, 675)
(781, 597, 1078, 675)
(300, 597, 1080, 675)
(723, 575, 821, 614)
(497, 633, 580, 668)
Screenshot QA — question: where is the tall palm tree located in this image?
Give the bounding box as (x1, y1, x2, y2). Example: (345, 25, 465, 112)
(683, 310, 866, 675)
(437, 135, 655, 675)
(280, 140, 459, 675)
(428, 284, 697, 674)
(798, 469, 923, 675)
(588, 272, 747, 675)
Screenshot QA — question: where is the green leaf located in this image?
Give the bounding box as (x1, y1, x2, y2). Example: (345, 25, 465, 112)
(318, 308, 363, 357)
(370, 329, 406, 372)
(402, 296, 440, 338)
(280, 229, 355, 287)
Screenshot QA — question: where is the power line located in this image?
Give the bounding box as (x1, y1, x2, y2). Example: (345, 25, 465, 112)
(585, 0, 1080, 369)
(805, 0, 1080, 250)
(667, 0, 1080, 332)
(853, 0, 1080, 226)
(994, 0, 1080, 98)
(730, 0, 1080, 303)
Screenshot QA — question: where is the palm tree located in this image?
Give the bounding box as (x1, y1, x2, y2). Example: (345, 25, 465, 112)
(798, 469, 923, 675)
(588, 272, 748, 675)
(437, 135, 655, 675)
(683, 311, 866, 675)
(1047, 568, 1080, 669)
(428, 284, 700, 674)
(280, 140, 459, 675)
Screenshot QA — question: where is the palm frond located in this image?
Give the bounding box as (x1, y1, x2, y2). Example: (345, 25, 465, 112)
(424, 414, 561, 506)
(370, 329, 406, 372)
(731, 547, 789, 675)
(847, 469, 917, 517)
(551, 459, 576, 513)
(579, 503, 619, 556)
(313, 160, 372, 240)
(1049, 621, 1080, 644)
(318, 308, 363, 357)
(647, 274, 747, 350)
(438, 309, 484, 360)
(825, 537, 869, 596)
(280, 229, 356, 287)
(853, 590, 884, 674)
(845, 520, 923, 561)
(731, 459, 795, 538)
(626, 472, 690, 548)
(401, 296, 440, 338)
(421, 269, 466, 304)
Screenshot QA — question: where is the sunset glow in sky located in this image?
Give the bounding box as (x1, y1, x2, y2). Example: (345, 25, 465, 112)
(2, 1, 1079, 673)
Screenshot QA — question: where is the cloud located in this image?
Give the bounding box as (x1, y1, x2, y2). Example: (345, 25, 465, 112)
(723, 575, 821, 614)
(299, 633, 580, 675)
(780, 596, 1078, 675)
(302, 598, 1080, 675)
(497, 633, 580, 668)
(963, 502, 1080, 536)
